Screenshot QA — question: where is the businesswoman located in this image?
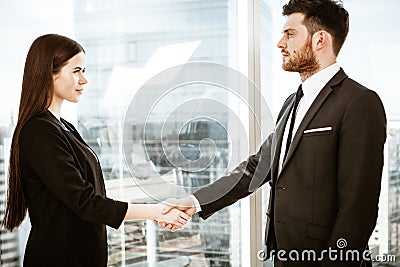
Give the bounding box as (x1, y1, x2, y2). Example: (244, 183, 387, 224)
(2, 34, 189, 267)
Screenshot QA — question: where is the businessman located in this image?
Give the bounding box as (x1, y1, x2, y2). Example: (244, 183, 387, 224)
(160, 0, 386, 266)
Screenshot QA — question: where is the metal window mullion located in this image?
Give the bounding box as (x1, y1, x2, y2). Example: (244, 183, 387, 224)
(248, 0, 263, 266)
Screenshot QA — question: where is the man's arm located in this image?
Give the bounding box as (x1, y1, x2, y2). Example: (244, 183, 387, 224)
(194, 132, 273, 219)
(323, 90, 386, 266)
(160, 133, 273, 223)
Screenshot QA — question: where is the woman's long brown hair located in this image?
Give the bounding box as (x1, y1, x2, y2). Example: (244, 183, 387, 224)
(2, 34, 84, 231)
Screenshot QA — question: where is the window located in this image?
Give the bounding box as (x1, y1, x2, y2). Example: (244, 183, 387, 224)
(0, 0, 399, 266)
(74, 1, 254, 266)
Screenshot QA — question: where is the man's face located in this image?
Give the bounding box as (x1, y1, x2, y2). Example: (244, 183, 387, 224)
(277, 13, 319, 74)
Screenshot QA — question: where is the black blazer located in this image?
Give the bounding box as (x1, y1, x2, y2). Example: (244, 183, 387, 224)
(20, 111, 128, 267)
(193, 69, 387, 267)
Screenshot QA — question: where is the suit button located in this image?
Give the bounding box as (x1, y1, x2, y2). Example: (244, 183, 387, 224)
(278, 186, 286, 190)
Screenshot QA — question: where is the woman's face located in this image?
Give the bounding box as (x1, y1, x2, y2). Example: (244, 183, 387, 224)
(52, 52, 87, 104)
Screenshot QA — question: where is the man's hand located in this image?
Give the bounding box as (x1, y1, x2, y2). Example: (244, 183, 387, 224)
(153, 203, 191, 231)
(154, 197, 197, 231)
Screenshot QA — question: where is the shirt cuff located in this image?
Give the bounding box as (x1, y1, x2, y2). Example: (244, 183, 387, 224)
(189, 194, 202, 213)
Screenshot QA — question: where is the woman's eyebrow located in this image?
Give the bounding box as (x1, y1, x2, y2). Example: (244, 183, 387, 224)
(73, 66, 86, 72)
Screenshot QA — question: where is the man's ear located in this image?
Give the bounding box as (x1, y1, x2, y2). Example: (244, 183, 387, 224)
(313, 30, 330, 51)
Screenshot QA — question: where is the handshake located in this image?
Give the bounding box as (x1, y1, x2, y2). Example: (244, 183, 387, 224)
(153, 196, 197, 232)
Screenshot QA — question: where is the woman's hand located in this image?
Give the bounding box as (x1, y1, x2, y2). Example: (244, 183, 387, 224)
(155, 197, 197, 231)
(153, 203, 190, 231)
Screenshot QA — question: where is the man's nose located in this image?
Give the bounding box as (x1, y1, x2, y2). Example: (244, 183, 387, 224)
(277, 36, 286, 49)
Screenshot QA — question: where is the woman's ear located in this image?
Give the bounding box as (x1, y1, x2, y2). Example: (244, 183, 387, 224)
(53, 73, 60, 81)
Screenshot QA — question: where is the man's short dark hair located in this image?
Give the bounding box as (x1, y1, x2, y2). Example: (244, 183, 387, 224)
(282, 0, 349, 56)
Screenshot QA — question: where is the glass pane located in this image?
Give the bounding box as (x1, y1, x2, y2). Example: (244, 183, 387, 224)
(73, 0, 251, 266)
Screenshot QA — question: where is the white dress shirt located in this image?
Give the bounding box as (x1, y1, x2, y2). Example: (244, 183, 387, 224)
(191, 63, 341, 212)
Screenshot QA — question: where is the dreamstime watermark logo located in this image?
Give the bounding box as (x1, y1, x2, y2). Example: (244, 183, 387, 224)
(122, 62, 274, 204)
(336, 238, 347, 249)
(257, 238, 397, 263)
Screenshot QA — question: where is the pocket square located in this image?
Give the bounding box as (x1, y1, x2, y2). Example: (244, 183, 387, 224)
(304, 126, 332, 134)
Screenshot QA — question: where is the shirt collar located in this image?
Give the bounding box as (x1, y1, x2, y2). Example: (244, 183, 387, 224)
(301, 63, 340, 98)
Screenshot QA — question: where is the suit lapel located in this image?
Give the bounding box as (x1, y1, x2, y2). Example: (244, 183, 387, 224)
(280, 68, 348, 173)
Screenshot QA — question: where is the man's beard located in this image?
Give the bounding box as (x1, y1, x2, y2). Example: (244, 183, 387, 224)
(282, 39, 319, 76)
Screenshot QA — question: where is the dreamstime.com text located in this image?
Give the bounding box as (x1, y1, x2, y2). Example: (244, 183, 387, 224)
(257, 238, 396, 263)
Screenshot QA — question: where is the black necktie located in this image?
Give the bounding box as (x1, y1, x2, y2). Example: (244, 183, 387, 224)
(283, 85, 304, 161)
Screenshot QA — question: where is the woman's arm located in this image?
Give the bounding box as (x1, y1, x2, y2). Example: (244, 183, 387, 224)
(21, 117, 189, 230)
(20, 118, 128, 229)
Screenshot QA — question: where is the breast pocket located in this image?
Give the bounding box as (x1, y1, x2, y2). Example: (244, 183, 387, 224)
(303, 127, 333, 137)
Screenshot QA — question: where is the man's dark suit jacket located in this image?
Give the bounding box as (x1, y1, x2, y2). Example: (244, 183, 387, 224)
(193, 69, 387, 266)
(20, 111, 128, 267)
